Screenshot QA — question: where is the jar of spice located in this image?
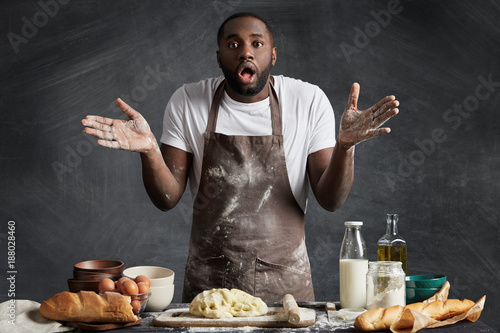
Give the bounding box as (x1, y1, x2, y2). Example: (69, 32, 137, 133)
(366, 261, 406, 310)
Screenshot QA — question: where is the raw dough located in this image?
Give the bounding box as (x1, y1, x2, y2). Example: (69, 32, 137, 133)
(189, 288, 268, 319)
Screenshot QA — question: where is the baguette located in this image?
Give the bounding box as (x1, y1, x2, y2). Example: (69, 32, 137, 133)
(39, 291, 137, 323)
(354, 298, 475, 331)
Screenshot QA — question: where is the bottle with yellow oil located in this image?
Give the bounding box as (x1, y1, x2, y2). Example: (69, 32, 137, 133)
(377, 214, 407, 274)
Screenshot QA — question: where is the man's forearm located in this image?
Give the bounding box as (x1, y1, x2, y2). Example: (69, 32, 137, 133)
(314, 143, 355, 212)
(140, 146, 185, 211)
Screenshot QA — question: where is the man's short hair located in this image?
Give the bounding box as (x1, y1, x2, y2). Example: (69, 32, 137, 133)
(217, 12, 274, 47)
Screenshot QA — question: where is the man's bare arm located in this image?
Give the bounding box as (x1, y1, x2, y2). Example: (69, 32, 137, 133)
(308, 83, 399, 212)
(308, 145, 354, 212)
(81, 98, 190, 211)
(141, 144, 191, 211)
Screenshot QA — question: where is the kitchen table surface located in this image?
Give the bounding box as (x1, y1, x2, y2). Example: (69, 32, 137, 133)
(69, 302, 497, 333)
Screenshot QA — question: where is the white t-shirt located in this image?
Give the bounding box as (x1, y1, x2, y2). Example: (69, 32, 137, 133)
(160, 75, 336, 212)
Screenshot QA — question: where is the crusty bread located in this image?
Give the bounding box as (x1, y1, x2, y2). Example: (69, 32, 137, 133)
(39, 291, 137, 323)
(354, 299, 475, 331)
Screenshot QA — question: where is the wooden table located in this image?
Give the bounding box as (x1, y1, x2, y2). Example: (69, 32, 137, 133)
(73, 302, 498, 332)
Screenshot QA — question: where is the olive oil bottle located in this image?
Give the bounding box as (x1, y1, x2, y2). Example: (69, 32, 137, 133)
(377, 214, 407, 273)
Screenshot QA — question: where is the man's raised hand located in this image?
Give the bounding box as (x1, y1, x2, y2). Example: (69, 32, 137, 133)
(338, 83, 399, 148)
(81, 98, 158, 153)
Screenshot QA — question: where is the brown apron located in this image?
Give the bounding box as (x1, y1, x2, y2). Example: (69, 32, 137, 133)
(182, 79, 314, 302)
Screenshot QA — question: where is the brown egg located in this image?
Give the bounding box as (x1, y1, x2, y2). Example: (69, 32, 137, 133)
(121, 280, 139, 295)
(98, 278, 116, 294)
(116, 277, 130, 290)
(137, 282, 150, 294)
(131, 299, 142, 315)
(134, 275, 151, 288)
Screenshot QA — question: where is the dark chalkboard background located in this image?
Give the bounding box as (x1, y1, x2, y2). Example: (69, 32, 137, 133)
(1, 0, 499, 330)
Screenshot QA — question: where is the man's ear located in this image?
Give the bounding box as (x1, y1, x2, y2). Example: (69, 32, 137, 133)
(272, 46, 277, 66)
(216, 50, 221, 68)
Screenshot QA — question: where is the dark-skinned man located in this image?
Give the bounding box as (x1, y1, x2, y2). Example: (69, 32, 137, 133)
(82, 12, 399, 302)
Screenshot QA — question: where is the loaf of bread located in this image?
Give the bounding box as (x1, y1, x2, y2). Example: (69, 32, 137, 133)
(354, 298, 475, 331)
(39, 291, 137, 323)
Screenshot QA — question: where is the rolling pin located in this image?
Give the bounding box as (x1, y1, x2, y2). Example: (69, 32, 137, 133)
(283, 294, 301, 325)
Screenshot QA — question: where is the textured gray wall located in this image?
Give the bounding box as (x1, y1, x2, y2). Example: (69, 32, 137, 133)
(1, 0, 499, 329)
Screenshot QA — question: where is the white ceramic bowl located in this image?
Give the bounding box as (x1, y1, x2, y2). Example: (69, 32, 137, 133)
(146, 285, 175, 311)
(123, 266, 175, 287)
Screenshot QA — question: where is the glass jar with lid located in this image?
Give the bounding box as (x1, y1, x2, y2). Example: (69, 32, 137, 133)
(366, 261, 406, 310)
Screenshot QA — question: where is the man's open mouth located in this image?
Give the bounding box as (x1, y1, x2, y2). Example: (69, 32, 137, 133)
(238, 62, 256, 83)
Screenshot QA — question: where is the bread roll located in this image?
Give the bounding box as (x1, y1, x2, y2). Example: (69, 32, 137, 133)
(354, 298, 475, 331)
(39, 291, 137, 323)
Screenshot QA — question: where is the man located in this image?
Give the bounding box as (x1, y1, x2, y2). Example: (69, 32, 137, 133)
(82, 12, 399, 302)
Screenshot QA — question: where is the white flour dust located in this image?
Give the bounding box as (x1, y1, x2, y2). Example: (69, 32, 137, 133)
(182, 310, 345, 332)
(221, 196, 240, 218)
(256, 186, 273, 211)
(207, 166, 225, 178)
(145, 307, 354, 332)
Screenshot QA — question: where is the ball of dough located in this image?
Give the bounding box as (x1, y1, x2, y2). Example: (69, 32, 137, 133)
(189, 288, 268, 319)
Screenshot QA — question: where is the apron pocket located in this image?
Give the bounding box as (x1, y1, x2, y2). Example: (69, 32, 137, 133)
(183, 255, 227, 302)
(254, 258, 314, 301)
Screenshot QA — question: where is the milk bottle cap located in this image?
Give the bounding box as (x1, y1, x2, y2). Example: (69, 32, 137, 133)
(345, 221, 363, 226)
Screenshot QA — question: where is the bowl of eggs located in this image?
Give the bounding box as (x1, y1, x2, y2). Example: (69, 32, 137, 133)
(98, 275, 152, 315)
(123, 292, 152, 316)
(123, 266, 175, 311)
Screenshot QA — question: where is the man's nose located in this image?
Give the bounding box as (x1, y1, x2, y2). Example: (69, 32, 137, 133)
(239, 43, 254, 60)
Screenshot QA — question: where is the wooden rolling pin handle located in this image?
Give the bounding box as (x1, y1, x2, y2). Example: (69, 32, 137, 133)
(283, 294, 301, 325)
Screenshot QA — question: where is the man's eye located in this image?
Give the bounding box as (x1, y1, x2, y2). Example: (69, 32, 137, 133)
(254, 41, 264, 47)
(228, 42, 238, 48)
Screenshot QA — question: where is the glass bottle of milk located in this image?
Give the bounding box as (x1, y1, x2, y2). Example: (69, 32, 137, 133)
(340, 221, 368, 309)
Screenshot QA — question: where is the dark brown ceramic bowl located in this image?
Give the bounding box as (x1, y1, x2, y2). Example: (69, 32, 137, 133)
(72, 271, 120, 281)
(73, 260, 124, 275)
(67, 278, 100, 293)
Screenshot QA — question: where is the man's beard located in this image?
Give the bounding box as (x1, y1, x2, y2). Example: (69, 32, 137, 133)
(221, 60, 273, 97)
